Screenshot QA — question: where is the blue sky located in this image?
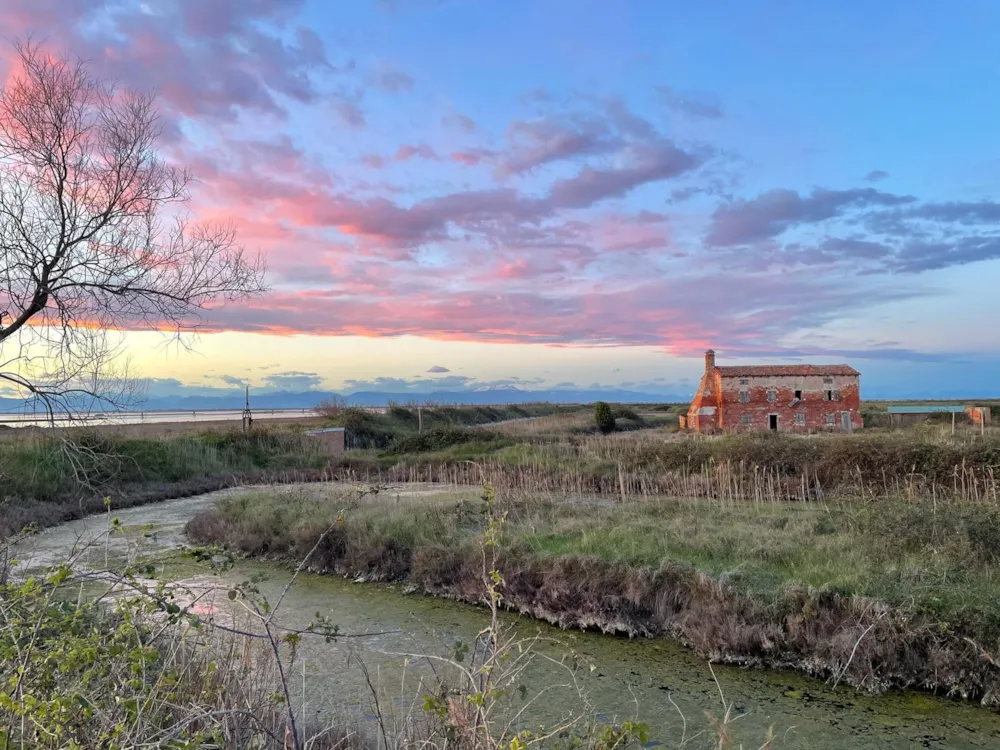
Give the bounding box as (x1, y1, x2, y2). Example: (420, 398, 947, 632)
(3, 0, 1000, 400)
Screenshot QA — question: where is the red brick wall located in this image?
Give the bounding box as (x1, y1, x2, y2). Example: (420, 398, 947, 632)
(719, 375, 862, 432)
(686, 370, 723, 431)
(967, 407, 991, 426)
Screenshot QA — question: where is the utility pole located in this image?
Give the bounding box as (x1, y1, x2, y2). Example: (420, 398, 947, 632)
(242, 385, 253, 433)
(418, 405, 423, 433)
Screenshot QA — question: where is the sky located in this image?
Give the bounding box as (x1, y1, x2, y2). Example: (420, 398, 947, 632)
(3, 0, 1000, 400)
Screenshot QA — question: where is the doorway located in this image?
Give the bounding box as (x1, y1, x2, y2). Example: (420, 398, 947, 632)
(841, 411, 852, 433)
(769, 414, 779, 431)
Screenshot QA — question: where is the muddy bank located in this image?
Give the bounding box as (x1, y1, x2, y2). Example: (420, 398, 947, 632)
(188, 504, 1000, 709)
(416, 549, 1000, 706)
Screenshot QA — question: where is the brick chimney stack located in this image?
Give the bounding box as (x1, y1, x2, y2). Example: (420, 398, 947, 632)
(705, 349, 716, 372)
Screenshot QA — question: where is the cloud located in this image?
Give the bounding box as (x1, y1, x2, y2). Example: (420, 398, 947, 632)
(547, 142, 696, 208)
(219, 375, 248, 387)
(340, 374, 549, 393)
(903, 200, 1000, 225)
(443, 111, 477, 133)
(333, 98, 366, 128)
(10, 4, 993, 364)
(865, 169, 890, 182)
(493, 115, 619, 177)
(141, 378, 241, 398)
(1, 0, 333, 125)
(262, 371, 325, 390)
(656, 85, 724, 119)
(367, 61, 415, 93)
(343, 375, 474, 392)
(453, 100, 698, 185)
(426, 365, 450, 373)
(395, 143, 440, 161)
(705, 188, 916, 247)
(701, 186, 1000, 277)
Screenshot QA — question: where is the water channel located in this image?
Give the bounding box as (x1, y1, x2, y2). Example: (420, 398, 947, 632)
(14, 485, 1000, 749)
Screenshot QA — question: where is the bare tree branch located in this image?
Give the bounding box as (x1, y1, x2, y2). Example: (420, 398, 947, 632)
(0, 40, 266, 422)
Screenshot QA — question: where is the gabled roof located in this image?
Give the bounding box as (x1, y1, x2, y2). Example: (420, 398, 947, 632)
(715, 365, 859, 377)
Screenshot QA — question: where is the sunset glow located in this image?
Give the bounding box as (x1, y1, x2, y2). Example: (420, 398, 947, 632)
(4, 1, 1000, 400)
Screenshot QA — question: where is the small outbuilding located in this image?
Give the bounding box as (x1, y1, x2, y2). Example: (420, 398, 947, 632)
(305, 426, 346, 453)
(887, 405, 991, 430)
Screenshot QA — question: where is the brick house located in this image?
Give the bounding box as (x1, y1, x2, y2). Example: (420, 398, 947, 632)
(685, 350, 862, 432)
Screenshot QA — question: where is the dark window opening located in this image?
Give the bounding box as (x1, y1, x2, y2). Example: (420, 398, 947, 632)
(794, 389, 802, 400)
(769, 414, 779, 431)
(825, 390, 833, 401)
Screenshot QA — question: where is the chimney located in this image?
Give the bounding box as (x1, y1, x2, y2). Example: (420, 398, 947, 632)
(705, 349, 716, 372)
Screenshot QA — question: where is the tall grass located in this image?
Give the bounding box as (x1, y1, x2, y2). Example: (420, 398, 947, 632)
(0, 429, 334, 537)
(339, 428, 1000, 503)
(187, 482, 1000, 704)
(0, 429, 330, 503)
(1, 497, 713, 750)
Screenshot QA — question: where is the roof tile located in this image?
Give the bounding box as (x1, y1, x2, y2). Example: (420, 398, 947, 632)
(715, 365, 859, 377)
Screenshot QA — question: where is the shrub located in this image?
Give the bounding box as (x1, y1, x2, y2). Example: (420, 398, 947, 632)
(594, 401, 616, 434)
(313, 397, 345, 419)
(388, 427, 488, 454)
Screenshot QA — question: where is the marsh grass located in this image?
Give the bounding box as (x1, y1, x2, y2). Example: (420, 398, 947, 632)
(188, 483, 1000, 701)
(344, 425, 1000, 504)
(189, 486, 1000, 623)
(0, 429, 335, 538)
(2, 491, 763, 750)
(0, 429, 329, 502)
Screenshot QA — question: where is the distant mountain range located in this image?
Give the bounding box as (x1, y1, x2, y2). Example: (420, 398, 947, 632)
(0, 387, 688, 414)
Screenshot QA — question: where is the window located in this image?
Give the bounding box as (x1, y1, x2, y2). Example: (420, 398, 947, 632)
(795, 413, 805, 426)
(767, 389, 777, 403)
(833, 390, 841, 401)
(825, 390, 833, 401)
(739, 378, 749, 385)
(741, 414, 751, 426)
(739, 390, 749, 403)
(794, 389, 802, 400)
(823, 377, 833, 385)
(826, 413, 836, 425)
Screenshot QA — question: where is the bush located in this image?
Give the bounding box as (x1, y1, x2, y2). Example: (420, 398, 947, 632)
(614, 407, 640, 421)
(594, 402, 616, 434)
(387, 427, 506, 454)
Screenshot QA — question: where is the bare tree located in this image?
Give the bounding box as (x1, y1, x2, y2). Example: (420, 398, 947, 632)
(0, 41, 266, 422)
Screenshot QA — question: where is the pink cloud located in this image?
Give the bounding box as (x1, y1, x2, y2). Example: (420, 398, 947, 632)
(1, 0, 330, 124)
(451, 149, 491, 166)
(394, 143, 440, 161)
(2, 4, 949, 360)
